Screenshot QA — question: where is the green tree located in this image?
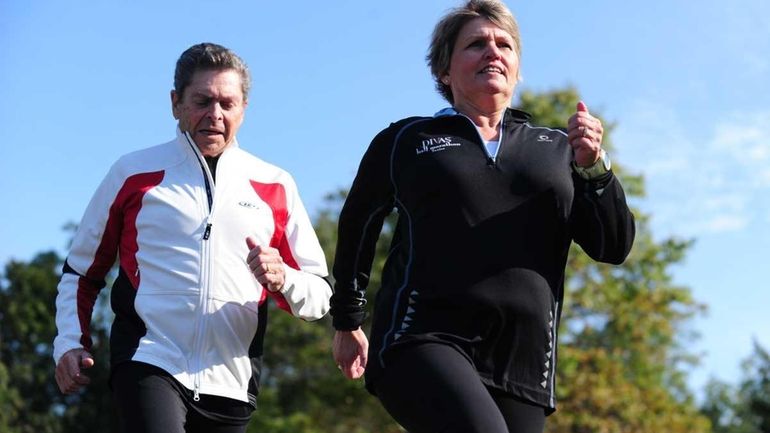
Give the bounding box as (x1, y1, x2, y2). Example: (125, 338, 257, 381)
(742, 342, 770, 432)
(702, 341, 770, 433)
(0, 251, 114, 433)
(701, 379, 753, 433)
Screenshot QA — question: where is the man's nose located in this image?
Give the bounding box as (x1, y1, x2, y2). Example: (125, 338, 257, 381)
(207, 103, 223, 120)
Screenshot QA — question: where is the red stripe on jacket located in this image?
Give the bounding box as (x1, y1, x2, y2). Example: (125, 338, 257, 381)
(78, 171, 164, 349)
(250, 181, 299, 314)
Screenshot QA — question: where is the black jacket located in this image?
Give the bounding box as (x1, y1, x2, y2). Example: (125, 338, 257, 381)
(330, 107, 635, 410)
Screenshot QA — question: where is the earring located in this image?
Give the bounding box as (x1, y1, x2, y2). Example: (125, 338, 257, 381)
(442, 77, 450, 85)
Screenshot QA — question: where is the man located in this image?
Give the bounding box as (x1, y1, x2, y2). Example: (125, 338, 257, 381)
(53, 42, 331, 432)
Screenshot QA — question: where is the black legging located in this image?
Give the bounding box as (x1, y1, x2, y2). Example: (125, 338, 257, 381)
(111, 361, 252, 433)
(373, 343, 546, 433)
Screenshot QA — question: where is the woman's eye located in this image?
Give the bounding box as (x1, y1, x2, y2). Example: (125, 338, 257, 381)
(467, 40, 484, 49)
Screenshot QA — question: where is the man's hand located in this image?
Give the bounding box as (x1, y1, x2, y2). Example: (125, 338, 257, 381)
(246, 237, 285, 292)
(55, 348, 94, 394)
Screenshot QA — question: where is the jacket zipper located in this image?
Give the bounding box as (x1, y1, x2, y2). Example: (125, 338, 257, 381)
(183, 132, 218, 402)
(458, 112, 505, 167)
(493, 114, 506, 165)
(193, 227, 213, 402)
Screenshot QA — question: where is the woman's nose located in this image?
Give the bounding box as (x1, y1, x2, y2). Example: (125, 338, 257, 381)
(484, 43, 502, 60)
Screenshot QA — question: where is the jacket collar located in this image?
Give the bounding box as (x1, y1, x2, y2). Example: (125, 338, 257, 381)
(434, 106, 531, 124)
(175, 127, 240, 159)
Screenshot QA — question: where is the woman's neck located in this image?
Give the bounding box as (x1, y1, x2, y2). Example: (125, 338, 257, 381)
(454, 100, 507, 141)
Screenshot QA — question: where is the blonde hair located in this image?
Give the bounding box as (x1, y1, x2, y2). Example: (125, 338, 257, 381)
(427, 0, 521, 104)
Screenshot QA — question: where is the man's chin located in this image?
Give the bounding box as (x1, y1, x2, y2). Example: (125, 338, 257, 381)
(193, 136, 227, 156)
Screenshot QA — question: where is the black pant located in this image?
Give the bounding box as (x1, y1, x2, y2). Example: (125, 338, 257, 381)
(374, 343, 546, 433)
(111, 361, 252, 433)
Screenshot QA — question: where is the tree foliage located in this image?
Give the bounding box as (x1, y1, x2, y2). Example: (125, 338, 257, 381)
(743, 342, 770, 432)
(0, 251, 114, 433)
(702, 341, 770, 433)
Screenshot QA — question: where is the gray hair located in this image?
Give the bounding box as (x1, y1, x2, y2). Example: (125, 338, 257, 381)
(427, 0, 521, 104)
(174, 42, 251, 102)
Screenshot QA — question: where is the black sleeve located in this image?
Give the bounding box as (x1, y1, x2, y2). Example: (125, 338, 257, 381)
(330, 123, 401, 331)
(570, 170, 636, 264)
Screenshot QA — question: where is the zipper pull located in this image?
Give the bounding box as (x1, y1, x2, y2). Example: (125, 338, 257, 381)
(203, 223, 212, 240)
(193, 387, 200, 402)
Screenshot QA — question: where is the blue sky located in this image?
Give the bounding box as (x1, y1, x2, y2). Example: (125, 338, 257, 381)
(2, 0, 769, 399)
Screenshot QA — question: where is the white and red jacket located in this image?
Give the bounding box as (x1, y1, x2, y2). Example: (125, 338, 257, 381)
(53, 129, 331, 404)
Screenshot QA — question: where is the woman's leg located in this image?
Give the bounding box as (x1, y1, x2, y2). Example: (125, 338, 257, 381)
(488, 387, 546, 433)
(373, 343, 510, 433)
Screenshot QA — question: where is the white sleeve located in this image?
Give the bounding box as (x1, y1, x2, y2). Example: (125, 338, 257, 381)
(53, 163, 122, 363)
(276, 176, 331, 321)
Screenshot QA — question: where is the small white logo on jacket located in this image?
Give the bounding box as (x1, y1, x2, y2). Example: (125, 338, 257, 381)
(416, 136, 461, 155)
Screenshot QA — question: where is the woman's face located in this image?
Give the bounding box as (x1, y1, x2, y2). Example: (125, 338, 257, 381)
(444, 17, 519, 110)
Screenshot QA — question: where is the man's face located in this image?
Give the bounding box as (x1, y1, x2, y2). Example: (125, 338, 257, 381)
(171, 69, 247, 156)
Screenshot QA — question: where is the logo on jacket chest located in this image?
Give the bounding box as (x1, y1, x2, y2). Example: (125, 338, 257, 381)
(238, 201, 261, 210)
(416, 136, 461, 155)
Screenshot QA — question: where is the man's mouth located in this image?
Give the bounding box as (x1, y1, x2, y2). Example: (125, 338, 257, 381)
(199, 129, 223, 135)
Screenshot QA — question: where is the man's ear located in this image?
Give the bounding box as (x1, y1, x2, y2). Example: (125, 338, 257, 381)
(170, 90, 180, 119)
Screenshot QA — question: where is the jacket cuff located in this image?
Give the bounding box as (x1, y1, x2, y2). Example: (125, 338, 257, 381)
(329, 291, 367, 330)
(331, 311, 367, 331)
(278, 266, 332, 321)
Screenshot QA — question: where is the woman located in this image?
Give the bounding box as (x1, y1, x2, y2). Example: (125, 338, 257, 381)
(330, 1, 635, 432)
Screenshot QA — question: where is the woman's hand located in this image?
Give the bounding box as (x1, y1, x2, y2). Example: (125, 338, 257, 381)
(567, 101, 604, 167)
(333, 328, 369, 379)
